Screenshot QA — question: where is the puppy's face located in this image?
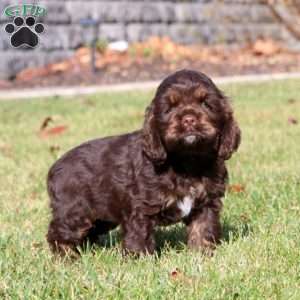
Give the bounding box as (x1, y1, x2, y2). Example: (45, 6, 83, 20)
(156, 83, 222, 155)
(142, 70, 241, 164)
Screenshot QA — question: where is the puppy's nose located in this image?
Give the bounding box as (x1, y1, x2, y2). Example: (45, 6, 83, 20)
(182, 114, 197, 129)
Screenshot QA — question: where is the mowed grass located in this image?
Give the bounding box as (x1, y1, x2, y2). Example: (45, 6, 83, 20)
(0, 79, 300, 299)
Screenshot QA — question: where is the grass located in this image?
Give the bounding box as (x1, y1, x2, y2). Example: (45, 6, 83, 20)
(0, 79, 300, 299)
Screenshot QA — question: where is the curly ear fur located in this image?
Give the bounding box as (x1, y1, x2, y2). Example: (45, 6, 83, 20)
(142, 103, 167, 165)
(218, 114, 241, 160)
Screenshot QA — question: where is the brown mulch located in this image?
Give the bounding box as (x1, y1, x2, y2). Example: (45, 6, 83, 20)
(1, 37, 300, 90)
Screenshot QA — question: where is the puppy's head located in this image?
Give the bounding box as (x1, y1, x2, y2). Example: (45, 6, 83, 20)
(142, 69, 241, 164)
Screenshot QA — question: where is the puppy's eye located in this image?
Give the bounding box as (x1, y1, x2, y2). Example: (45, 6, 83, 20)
(201, 101, 213, 111)
(165, 106, 172, 114)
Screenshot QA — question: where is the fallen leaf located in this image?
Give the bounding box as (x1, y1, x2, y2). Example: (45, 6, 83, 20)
(39, 125, 68, 138)
(170, 268, 195, 285)
(288, 117, 298, 125)
(228, 184, 246, 193)
(170, 268, 180, 278)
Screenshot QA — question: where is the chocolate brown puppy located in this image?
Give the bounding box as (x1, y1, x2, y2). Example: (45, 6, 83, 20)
(47, 69, 241, 256)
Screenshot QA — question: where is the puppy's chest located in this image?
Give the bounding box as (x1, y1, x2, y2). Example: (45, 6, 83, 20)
(159, 182, 207, 224)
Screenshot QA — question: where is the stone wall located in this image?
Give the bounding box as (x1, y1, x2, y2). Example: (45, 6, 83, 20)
(0, 0, 296, 79)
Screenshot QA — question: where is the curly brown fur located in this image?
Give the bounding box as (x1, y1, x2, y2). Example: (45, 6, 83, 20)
(46, 69, 241, 256)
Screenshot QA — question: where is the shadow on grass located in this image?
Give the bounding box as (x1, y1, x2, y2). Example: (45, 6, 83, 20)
(155, 224, 187, 255)
(154, 220, 253, 254)
(97, 229, 121, 248)
(83, 220, 252, 254)
(84, 225, 187, 254)
(222, 220, 253, 243)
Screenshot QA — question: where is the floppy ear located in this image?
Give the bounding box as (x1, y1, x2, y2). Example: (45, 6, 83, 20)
(142, 103, 167, 165)
(218, 114, 241, 160)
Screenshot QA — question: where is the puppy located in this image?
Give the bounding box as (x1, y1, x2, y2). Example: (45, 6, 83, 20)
(47, 69, 241, 256)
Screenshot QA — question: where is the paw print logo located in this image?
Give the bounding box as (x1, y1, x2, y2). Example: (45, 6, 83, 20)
(4, 16, 44, 48)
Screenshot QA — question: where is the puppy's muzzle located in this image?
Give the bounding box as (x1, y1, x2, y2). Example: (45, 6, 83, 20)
(181, 114, 197, 131)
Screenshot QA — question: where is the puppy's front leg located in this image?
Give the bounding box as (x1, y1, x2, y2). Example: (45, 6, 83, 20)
(186, 201, 222, 254)
(122, 211, 155, 256)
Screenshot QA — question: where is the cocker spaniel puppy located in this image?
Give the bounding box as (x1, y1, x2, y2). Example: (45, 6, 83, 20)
(47, 69, 241, 256)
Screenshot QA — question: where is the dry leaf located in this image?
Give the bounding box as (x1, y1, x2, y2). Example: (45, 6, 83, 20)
(228, 184, 246, 193)
(169, 268, 195, 285)
(39, 125, 68, 138)
(288, 117, 298, 125)
(170, 268, 180, 278)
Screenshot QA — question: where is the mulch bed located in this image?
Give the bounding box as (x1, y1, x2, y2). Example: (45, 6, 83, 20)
(1, 37, 300, 90)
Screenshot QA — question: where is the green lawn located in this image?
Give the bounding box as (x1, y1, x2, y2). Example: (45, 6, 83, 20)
(0, 79, 300, 299)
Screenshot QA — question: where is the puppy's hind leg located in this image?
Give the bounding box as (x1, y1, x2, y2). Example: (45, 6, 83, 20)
(47, 215, 93, 257)
(47, 173, 96, 256)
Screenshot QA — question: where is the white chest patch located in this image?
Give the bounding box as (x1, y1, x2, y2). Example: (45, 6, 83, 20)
(177, 195, 194, 217)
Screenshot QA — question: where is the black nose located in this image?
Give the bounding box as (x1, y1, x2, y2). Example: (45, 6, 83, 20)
(181, 114, 197, 129)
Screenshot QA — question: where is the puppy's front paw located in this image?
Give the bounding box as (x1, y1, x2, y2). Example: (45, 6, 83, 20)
(122, 239, 155, 257)
(187, 236, 216, 256)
